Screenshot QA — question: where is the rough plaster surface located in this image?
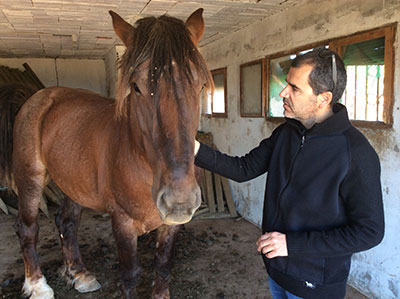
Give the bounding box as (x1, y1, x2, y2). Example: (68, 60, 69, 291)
(199, 0, 400, 298)
(104, 46, 117, 98)
(0, 57, 107, 96)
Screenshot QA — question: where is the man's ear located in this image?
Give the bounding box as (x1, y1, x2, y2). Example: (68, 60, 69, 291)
(317, 91, 333, 108)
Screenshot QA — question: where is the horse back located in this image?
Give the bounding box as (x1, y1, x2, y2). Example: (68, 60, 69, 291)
(13, 87, 115, 210)
(14, 86, 163, 231)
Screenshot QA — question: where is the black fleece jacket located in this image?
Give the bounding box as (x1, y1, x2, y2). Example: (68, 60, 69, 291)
(195, 104, 384, 299)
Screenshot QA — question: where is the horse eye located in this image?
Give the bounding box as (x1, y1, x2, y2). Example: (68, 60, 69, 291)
(132, 82, 141, 95)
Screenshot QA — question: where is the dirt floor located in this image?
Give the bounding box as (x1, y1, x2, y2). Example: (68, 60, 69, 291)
(0, 207, 368, 299)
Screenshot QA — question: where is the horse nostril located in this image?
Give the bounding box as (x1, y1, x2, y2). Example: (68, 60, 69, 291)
(156, 190, 169, 215)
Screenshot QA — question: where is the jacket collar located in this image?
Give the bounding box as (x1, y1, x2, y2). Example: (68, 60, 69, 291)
(285, 103, 352, 136)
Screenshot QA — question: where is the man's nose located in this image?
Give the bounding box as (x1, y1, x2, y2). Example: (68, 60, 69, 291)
(279, 85, 289, 98)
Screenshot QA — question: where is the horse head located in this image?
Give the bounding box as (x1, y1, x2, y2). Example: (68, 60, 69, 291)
(110, 9, 212, 225)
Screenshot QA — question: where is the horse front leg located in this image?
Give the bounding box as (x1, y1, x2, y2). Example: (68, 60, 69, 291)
(111, 213, 142, 299)
(152, 224, 181, 299)
(14, 182, 54, 299)
(55, 196, 101, 293)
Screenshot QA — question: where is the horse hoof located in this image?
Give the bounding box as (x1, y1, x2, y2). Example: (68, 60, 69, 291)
(23, 276, 54, 299)
(73, 273, 101, 293)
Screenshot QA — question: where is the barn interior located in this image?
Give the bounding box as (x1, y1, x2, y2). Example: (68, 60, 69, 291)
(0, 1, 399, 298)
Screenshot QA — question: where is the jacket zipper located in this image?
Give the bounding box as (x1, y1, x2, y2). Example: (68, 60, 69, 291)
(271, 134, 306, 228)
(300, 135, 305, 148)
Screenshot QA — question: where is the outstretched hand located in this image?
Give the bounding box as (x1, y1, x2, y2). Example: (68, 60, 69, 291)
(194, 140, 200, 155)
(256, 232, 288, 258)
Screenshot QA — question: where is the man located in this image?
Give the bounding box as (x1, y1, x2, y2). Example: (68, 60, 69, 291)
(194, 48, 384, 299)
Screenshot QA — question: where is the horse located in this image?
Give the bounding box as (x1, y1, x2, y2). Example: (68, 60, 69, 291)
(1, 8, 213, 299)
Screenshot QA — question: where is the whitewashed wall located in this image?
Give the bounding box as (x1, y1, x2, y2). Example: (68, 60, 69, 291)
(104, 45, 126, 99)
(0, 58, 107, 96)
(199, 0, 400, 298)
(105, 47, 118, 98)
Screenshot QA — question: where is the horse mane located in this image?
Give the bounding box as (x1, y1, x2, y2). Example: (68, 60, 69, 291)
(0, 83, 38, 188)
(116, 14, 213, 118)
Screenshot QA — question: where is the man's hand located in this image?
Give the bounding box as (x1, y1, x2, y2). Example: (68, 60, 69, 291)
(194, 140, 200, 155)
(256, 232, 288, 258)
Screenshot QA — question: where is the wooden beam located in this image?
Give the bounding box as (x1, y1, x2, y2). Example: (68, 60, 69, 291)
(214, 174, 225, 213)
(221, 177, 237, 217)
(23, 63, 45, 89)
(204, 170, 216, 213)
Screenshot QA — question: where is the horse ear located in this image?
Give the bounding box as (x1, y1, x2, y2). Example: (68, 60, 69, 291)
(109, 10, 135, 46)
(185, 8, 204, 46)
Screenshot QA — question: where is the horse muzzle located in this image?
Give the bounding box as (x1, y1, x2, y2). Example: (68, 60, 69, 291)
(156, 184, 201, 225)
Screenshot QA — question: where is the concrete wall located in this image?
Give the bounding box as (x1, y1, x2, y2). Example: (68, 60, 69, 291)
(105, 46, 118, 98)
(0, 58, 107, 96)
(104, 45, 126, 99)
(199, 0, 400, 298)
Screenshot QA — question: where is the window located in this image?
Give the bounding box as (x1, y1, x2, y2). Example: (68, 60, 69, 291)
(266, 53, 295, 118)
(202, 67, 227, 117)
(330, 24, 395, 127)
(265, 24, 395, 127)
(240, 59, 265, 117)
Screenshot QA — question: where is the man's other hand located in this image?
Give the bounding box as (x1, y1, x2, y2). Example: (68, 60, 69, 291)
(256, 232, 288, 258)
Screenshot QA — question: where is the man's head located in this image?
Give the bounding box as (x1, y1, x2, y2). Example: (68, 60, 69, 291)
(279, 48, 347, 128)
(291, 48, 347, 105)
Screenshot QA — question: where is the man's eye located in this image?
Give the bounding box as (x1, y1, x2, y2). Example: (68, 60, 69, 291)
(132, 82, 141, 95)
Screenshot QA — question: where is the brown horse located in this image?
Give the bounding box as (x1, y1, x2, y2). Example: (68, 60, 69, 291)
(4, 9, 212, 299)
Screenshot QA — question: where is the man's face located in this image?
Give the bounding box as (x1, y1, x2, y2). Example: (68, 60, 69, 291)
(279, 64, 319, 126)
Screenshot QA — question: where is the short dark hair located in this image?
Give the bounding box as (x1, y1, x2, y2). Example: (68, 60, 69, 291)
(291, 47, 347, 104)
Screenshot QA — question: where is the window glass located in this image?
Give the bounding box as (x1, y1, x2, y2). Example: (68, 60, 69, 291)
(212, 73, 225, 114)
(341, 37, 385, 121)
(240, 60, 264, 117)
(268, 54, 294, 117)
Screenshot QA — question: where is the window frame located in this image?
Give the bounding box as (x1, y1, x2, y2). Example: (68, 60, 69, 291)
(330, 23, 396, 128)
(265, 23, 396, 128)
(240, 59, 266, 117)
(210, 67, 228, 118)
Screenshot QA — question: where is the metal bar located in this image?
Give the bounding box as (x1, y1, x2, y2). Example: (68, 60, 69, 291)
(354, 66, 357, 119)
(365, 66, 368, 120)
(376, 67, 380, 121)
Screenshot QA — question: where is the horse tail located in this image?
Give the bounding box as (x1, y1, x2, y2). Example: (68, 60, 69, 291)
(0, 83, 38, 189)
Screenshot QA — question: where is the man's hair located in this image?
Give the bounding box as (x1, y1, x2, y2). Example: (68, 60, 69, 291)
(291, 48, 347, 104)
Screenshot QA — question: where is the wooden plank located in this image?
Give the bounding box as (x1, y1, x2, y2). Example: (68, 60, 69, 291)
(2, 67, 19, 82)
(8, 206, 18, 216)
(194, 207, 210, 217)
(0, 68, 11, 83)
(221, 177, 237, 217)
(23, 63, 45, 89)
(39, 195, 49, 218)
(43, 186, 62, 205)
(198, 168, 207, 205)
(214, 174, 224, 213)
(48, 180, 65, 199)
(383, 24, 395, 125)
(21, 71, 38, 87)
(204, 170, 216, 213)
(11, 68, 26, 83)
(0, 197, 9, 215)
(194, 211, 232, 220)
